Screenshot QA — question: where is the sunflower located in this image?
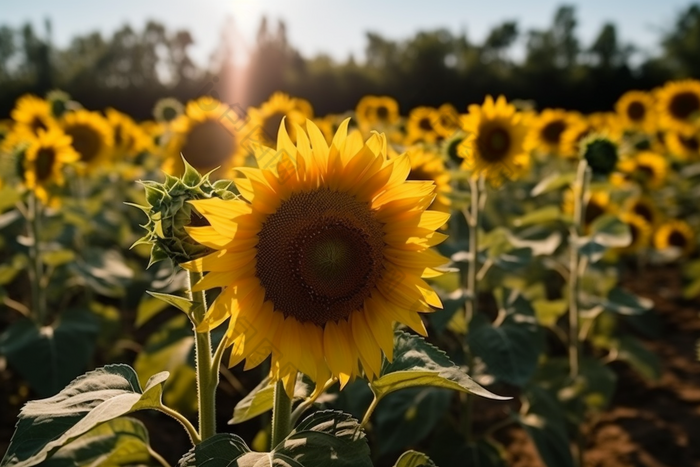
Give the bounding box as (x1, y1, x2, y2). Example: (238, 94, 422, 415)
(655, 80, 700, 135)
(404, 146, 452, 214)
(10, 94, 57, 136)
(563, 189, 612, 229)
(165, 97, 247, 177)
(525, 109, 576, 156)
(248, 92, 313, 146)
(406, 107, 440, 144)
(665, 130, 700, 161)
(355, 96, 400, 129)
(654, 219, 696, 256)
(153, 97, 185, 123)
(624, 196, 661, 227)
(106, 108, 152, 159)
(434, 103, 460, 138)
(23, 129, 79, 202)
(457, 95, 529, 184)
(615, 90, 657, 134)
(182, 118, 449, 395)
(61, 109, 114, 170)
(616, 212, 652, 254)
(618, 151, 668, 188)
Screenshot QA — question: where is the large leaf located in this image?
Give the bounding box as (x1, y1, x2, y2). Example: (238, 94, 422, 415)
(468, 290, 543, 387)
(513, 206, 563, 227)
(394, 450, 436, 467)
(371, 331, 508, 400)
(0, 309, 99, 397)
(43, 417, 153, 467)
(181, 410, 372, 467)
(576, 214, 631, 263)
(582, 287, 653, 316)
(530, 172, 576, 197)
(375, 387, 451, 455)
(1, 365, 169, 467)
(610, 335, 661, 381)
(229, 376, 313, 425)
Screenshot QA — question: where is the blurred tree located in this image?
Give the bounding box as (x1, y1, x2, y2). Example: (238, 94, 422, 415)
(661, 4, 700, 77)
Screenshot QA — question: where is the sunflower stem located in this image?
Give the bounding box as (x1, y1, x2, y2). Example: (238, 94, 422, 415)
(271, 379, 293, 449)
(187, 270, 217, 442)
(27, 192, 47, 325)
(462, 174, 485, 443)
(569, 159, 590, 467)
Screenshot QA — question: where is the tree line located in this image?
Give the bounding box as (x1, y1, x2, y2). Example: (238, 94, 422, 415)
(1, 4, 700, 119)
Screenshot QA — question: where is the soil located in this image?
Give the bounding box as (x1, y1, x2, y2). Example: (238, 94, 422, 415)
(2, 264, 699, 466)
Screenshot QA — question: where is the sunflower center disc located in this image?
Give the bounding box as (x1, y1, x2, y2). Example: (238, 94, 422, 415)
(669, 231, 687, 249)
(182, 120, 235, 170)
(478, 126, 511, 162)
(669, 92, 700, 120)
(542, 121, 566, 144)
(35, 147, 56, 181)
(65, 124, 102, 163)
(627, 101, 646, 121)
(255, 188, 386, 326)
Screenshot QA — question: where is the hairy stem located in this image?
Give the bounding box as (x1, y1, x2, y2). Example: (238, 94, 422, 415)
(271, 379, 293, 448)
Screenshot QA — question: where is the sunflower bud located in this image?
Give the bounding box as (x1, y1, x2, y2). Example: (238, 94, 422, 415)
(46, 90, 72, 119)
(131, 157, 236, 266)
(580, 135, 618, 177)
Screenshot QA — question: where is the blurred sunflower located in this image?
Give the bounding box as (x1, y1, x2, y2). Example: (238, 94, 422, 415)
(106, 108, 152, 159)
(23, 129, 79, 203)
(618, 151, 668, 189)
(654, 219, 696, 256)
(615, 90, 656, 133)
(617, 212, 652, 254)
(563, 189, 612, 229)
(457, 95, 529, 184)
(61, 109, 114, 170)
(404, 146, 452, 214)
(153, 97, 185, 123)
(10, 94, 57, 136)
(665, 130, 700, 161)
(166, 96, 247, 177)
(406, 107, 440, 144)
(355, 95, 400, 128)
(525, 108, 575, 156)
(248, 92, 313, 145)
(624, 196, 661, 227)
(182, 118, 449, 395)
(434, 103, 460, 138)
(655, 80, 700, 135)
(313, 114, 343, 144)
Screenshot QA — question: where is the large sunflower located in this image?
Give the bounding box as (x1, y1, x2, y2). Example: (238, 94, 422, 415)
(10, 94, 57, 136)
(654, 219, 696, 256)
(166, 97, 247, 177)
(525, 108, 576, 156)
(655, 80, 700, 135)
(106, 108, 152, 159)
(23, 129, 79, 202)
(61, 109, 114, 170)
(457, 95, 529, 184)
(248, 92, 313, 146)
(182, 118, 449, 395)
(615, 90, 657, 134)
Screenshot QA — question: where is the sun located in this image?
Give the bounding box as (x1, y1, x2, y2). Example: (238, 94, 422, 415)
(182, 117, 449, 395)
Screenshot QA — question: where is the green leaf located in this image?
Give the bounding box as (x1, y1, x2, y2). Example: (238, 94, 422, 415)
(181, 410, 372, 467)
(518, 414, 574, 467)
(513, 206, 563, 227)
(394, 450, 436, 467)
(0, 254, 28, 285)
(493, 247, 533, 271)
(371, 331, 508, 400)
(468, 290, 543, 387)
(576, 214, 631, 262)
(135, 295, 170, 328)
(375, 388, 450, 455)
(532, 299, 568, 327)
(229, 376, 313, 425)
(41, 249, 76, 267)
(1, 365, 169, 467)
(70, 248, 133, 297)
(530, 171, 576, 197)
(0, 309, 99, 397)
(146, 291, 201, 316)
(611, 335, 661, 381)
(43, 417, 153, 467)
(583, 287, 653, 315)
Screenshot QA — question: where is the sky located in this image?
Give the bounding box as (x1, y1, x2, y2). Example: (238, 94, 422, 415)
(2, 0, 695, 66)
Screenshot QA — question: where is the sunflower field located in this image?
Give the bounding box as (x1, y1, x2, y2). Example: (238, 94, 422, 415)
(0, 75, 700, 467)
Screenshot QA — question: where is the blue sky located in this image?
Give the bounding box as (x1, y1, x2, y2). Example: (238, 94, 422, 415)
(3, 0, 695, 66)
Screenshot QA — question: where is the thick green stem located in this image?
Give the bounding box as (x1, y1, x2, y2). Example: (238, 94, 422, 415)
(271, 379, 293, 448)
(187, 271, 216, 441)
(157, 404, 201, 445)
(27, 193, 47, 325)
